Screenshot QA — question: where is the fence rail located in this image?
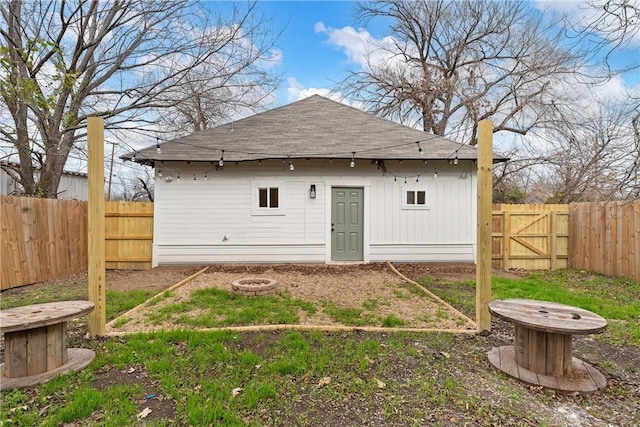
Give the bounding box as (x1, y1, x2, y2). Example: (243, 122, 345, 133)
(1, 196, 153, 290)
(492, 204, 569, 270)
(1, 196, 88, 290)
(105, 201, 153, 270)
(569, 201, 640, 281)
(2, 197, 639, 290)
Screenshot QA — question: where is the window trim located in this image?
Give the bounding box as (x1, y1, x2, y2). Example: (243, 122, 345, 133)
(251, 182, 284, 216)
(401, 186, 429, 210)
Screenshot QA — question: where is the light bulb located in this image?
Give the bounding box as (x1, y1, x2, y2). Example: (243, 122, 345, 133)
(158, 170, 162, 177)
(289, 161, 294, 171)
(219, 159, 224, 167)
(156, 145, 161, 154)
(350, 160, 355, 168)
(453, 157, 458, 165)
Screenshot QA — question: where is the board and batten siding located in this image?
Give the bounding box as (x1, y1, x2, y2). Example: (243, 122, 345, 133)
(153, 160, 476, 265)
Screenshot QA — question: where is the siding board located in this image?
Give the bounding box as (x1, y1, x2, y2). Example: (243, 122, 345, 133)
(153, 161, 478, 265)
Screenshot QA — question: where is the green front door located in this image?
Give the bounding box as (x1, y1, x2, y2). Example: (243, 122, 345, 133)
(331, 187, 364, 261)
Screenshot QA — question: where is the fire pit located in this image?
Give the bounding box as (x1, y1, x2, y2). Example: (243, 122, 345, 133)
(231, 278, 278, 296)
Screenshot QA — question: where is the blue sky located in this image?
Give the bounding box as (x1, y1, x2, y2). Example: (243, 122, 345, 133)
(216, 0, 395, 105)
(230, 0, 639, 107)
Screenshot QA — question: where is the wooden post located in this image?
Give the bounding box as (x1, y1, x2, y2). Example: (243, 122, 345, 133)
(476, 120, 493, 333)
(87, 117, 106, 336)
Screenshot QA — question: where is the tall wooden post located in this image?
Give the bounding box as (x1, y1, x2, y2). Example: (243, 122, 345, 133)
(87, 117, 106, 336)
(476, 120, 493, 333)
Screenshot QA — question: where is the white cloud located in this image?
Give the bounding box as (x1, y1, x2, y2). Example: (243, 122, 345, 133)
(286, 77, 340, 102)
(315, 21, 380, 68)
(314, 21, 412, 75)
(285, 77, 367, 111)
(533, 0, 640, 45)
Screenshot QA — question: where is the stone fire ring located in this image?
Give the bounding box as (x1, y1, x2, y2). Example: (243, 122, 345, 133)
(231, 278, 278, 296)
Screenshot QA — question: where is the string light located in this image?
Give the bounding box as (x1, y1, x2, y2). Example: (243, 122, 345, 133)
(131, 152, 136, 162)
(143, 136, 471, 185)
(156, 137, 161, 154)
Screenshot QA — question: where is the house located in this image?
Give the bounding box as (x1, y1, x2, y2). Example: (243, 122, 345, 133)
(0, 161, 88, 200)
(124, 95, 506, 266)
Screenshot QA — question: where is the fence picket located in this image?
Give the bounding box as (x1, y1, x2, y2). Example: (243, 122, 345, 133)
(2, 197, 638, 289)
(1, 196, 152, 290)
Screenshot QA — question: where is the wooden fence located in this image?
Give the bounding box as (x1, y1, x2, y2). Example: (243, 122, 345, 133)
(569, 201, 640, 281)
(105, 201, 154, 270)
(1, 196, 153, 290)
(492, 204, 569, 270)
(1, 196, 88, 290)
(2, 197, 639, 289)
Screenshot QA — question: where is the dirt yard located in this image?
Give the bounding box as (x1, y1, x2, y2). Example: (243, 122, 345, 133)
(106, 263, 478, 334)
(106, 266, 204, 292)
(105, 263, 480, 293)
(2, 264, 638, 426)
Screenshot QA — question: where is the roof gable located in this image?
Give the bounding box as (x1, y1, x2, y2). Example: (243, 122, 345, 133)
(124, 95, 506, 164)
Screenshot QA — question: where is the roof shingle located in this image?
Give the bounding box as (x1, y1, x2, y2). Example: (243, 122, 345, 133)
(123, 95, 507, 164)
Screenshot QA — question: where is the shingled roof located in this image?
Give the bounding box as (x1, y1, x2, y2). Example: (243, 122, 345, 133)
(123, 95, 507, 165)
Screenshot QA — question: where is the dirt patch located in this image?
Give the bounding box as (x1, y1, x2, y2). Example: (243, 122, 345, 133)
(106, 266, 204, 292)
(107, 263, 476, 334)
(91, 364, 176, 423)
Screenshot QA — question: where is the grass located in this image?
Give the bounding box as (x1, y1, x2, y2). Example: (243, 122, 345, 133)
(0, 278, 156, 322)
(146, 287, 316, 327)
(1, 268, 638, 426)
(421, 269, 640, 346)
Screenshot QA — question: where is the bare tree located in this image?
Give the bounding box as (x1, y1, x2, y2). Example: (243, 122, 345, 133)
(337, 0, 587, 145)
(155, 48, 281, 135)
(571, 0, 640, 71)
(109, 170, 154, 202)
(502, 95, 639, 203)
(0, 0, 279, 197)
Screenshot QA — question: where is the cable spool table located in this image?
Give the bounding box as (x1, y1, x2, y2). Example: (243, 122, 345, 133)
(487, 299, 607, 393)
(0, 301, 95, 390)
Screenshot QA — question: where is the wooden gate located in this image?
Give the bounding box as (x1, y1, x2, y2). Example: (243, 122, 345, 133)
(105, 201, 153, 270)
(492, 205, 569, 270)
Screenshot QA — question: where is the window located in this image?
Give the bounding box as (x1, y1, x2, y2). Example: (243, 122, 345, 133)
(402, 187, 429, 210)
(258, 187, 279, 208)
(406, 190, 426, 206)
(252, 182, 284, 216)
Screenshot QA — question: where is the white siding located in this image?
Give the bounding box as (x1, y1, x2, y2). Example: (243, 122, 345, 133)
(153, 160, 476, 265)
(0, 168, 87, 200)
